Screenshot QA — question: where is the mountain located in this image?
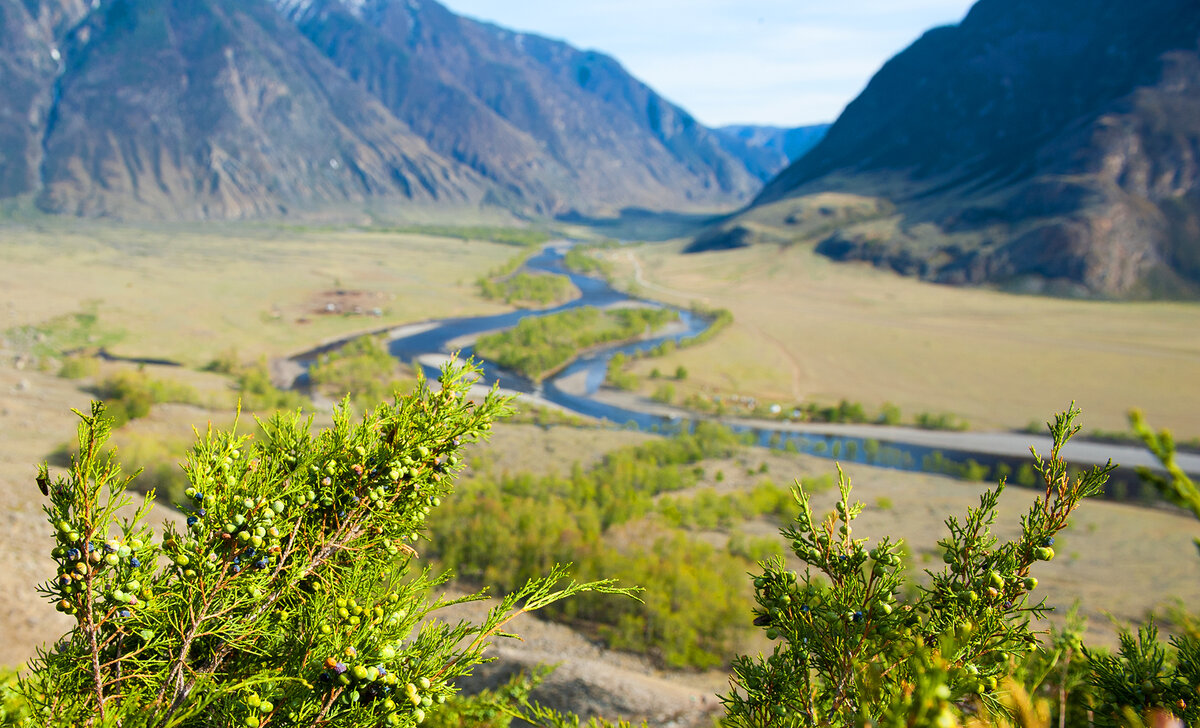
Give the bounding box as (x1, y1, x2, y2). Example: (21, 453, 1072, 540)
(272, 0, 761, 216)
(713, 123, 831, 180)
(20, 0, 490, 219)
(696, 0, 1200, 298)
(0, 0, 763, 220)
(0, 0, 88, 199)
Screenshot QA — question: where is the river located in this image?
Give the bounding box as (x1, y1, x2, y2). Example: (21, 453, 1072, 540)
(295, 242, 1200, 499)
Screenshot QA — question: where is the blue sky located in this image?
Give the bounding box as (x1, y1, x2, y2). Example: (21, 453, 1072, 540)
(438, 0, 978, 127)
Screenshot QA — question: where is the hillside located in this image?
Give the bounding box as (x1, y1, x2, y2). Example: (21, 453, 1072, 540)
(0, 0, 766, 220)
(273, 0, 762, 216)
(695, 0, 1200, 298)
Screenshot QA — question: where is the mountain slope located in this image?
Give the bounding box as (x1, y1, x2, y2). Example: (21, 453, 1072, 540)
(0, 0, 89, 199)
(34, 0, 487, 219)
(1, 0, 765, 220)
(704, 0, 1200, 298)
(274, 0, 762, 216)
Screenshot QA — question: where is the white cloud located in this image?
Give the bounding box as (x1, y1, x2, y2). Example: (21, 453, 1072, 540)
(439, 0, 976, 126)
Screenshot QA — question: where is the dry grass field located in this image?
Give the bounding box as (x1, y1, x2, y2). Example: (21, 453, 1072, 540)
(605, 239, 1200, 436)
(0, 221, 517, 366)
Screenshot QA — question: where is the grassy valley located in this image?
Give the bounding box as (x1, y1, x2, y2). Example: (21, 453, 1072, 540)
(593, 236, 1200, 437)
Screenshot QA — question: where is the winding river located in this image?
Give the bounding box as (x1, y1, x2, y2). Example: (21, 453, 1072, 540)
(296, 242, 1200, 498)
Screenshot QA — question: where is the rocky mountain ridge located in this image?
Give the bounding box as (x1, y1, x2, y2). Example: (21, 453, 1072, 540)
(0, 0, 768, 220)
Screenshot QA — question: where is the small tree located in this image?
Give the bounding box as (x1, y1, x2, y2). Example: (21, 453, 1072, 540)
(17, 360, 629, 727)
(721, 406, 1113, 726)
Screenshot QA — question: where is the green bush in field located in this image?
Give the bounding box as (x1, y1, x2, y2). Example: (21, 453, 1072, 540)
(562, 247, 615, 282)
(90, 370, 208, 426)
(58, 355, 100, 380)
(13, 361, 629, 727)
(309, 336, 416, 409)
(915, 411, 970, 432)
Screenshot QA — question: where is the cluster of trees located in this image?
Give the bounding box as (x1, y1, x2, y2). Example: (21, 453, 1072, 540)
(379, 225, 551, 248)
(204, 350, 309, 412)
(429, 422, 767, 668)
(307, 335, 416, 409)
(476, 272, 576, 308)
(562, 245, 616, 282)
(473, 306, 677, 382)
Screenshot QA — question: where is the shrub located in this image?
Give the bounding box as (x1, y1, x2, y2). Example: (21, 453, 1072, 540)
(88, 371, 205, 427)
(16, 361, 629, 727)
(309, 336, 416, 410)
(58, 355, 99, 380)
(721, 407, 1112, 726)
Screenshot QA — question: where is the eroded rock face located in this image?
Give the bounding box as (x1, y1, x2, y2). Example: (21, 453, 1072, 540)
(0, 0, 766, 220)
(31, 0, 489, 220)
(727, 0, 1200, 298)
(274, 0, 762, 217)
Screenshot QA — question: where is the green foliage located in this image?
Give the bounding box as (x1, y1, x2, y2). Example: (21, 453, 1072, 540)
(0, 667, 31, 726)
(477, 272, 576, 308)
(604, 353, 639, 390)
(1063, 411, 1200, 727)
(562, 246, 615, 282)
(234, 358, 310, 413)
(58, 355, 100, 380)
(721, 406, 1111, 726)
(422, 667, 554, 728)
(1130, 409, 1200, 555)
(650, 383, 675, 404)
(206, 349, 311, 412)
(583, 531, 750, 669)
(1087, 624, 1200, 727)
(90, 371, 205, 427)
(682, 304, 733, 348)
(1007, 608, 1093, 727)
(17, 361, 631, 727)
(657, 480, 797, 531)
(474, 306, 677, 383)
(309, 336, 417, 410)
(600, 304, 731, 392)
(915, 411, 970, 431)
(430, 423, 756, 668)
(877, 403, 902, 426)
